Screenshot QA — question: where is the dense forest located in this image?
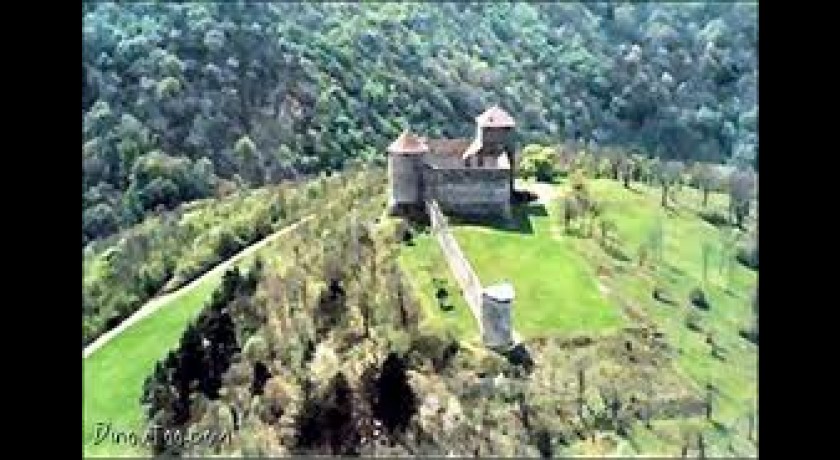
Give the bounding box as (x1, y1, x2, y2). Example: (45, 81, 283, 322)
(82, 2, 758, 244)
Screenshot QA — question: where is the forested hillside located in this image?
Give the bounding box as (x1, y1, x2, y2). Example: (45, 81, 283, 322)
(82, 2, 757, 243)
(82, 169, 375, 346)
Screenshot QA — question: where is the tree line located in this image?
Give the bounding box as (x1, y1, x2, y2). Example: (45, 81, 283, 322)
(518, 143, 756, 230)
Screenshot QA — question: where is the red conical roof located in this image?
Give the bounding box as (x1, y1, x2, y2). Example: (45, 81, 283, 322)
(476, 105, 516, 128)
(387, 130, 429, 154)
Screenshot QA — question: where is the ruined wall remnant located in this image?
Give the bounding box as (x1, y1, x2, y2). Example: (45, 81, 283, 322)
(481, 283, 514, 349)
(427, 200, 483, 316)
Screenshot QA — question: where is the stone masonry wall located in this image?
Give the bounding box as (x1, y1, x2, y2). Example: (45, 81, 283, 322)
(422, 166, 511, 218)
(481, 293, 513, 349)
(427, 200, 515, 349)
(426, 200, 484, 332)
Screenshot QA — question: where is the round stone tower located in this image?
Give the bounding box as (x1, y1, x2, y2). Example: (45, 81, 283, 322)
(387, 130, 428, 215)
(481, 281, 514, 349)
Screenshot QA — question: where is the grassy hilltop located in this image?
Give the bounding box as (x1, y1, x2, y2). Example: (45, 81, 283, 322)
(401, 167, 756, 456)
(84, 160, 756, 457)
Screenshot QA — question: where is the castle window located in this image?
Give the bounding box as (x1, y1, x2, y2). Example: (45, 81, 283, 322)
(464, 157, 470, 168)
(477, 156, 484, 167)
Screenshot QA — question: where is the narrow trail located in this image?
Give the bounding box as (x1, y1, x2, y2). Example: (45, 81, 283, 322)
(83, 215, 313, 359)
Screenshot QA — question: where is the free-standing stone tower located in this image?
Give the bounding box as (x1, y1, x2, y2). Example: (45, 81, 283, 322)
(481, 281, 514, 349)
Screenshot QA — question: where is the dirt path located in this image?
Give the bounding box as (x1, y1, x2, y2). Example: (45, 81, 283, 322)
(83, 215, 313, 359)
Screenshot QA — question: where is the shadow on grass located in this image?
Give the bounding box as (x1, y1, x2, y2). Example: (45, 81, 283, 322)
(725, 288, 742, 298)
(601, 242, 632, 262)
(697, 209, 732, 229)
(563, 227, 591, 239)
(711, 420, 728, 433)
(449, 203, 547, 235)
(653, 287, 678, 305)
(663, 203, 681, 217)
(512, 189, 539, 205)
(432, 277, 456, 312)
(662, 264, 687, 283)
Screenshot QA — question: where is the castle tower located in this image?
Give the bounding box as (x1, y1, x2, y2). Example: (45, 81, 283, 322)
(387, 130, 428, 214)
(481, 281, 514, 349)
(476, 105, 516, 152)
(475, 106, 517, 192)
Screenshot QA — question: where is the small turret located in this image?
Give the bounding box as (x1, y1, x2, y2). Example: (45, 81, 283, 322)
(475, 105, 515, 150)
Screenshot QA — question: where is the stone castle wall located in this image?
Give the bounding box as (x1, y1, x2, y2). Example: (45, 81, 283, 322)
(422, 165, 511, 218)
(426, 200, 513, 349)
(427, 200, 484, 323)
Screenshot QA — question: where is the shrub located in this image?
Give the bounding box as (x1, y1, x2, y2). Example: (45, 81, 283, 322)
(410, 324, 459, 372)
(394, 219, 413, 244)
(243, 334, 269, 363)
(435, 285, 453, 311)
(435, 286, 448, 301)
(689, 287, 710, 310)
(503, 343, 535, 373)
(215, 230, 241, 259)
(519, 146, 558, 182)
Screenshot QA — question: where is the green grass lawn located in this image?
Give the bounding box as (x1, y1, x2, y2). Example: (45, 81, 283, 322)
(83, 239, 275, 458)
(83, 274, 221, 457)
(557, 179, 757, 455)
(400, 202, 624, 340)
(87, 176, 756, 457)
(452, 204, 623, 338)
(397, 232, 481, 342)
(400, 177, 757, 456)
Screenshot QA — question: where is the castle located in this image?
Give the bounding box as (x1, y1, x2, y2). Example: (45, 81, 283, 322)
(387, 106, 517, 219)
